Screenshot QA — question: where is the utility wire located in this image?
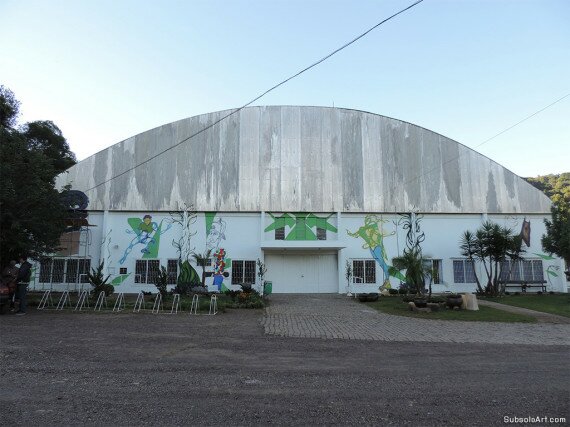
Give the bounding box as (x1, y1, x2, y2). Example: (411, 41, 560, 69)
(85, 0, 424, 193)
(402, 93, 569, 186)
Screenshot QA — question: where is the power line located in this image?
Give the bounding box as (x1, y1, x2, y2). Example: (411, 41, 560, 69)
(85, 0, 424, 193)
(402, 93, 569, 186)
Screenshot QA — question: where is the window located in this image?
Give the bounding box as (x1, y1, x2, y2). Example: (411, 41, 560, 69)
(453, 259, 476, 283)
(426, 259, 442, 285)
(39, 258, 91, 284)
(499, 259, 544, 282)
(352, 260, 376, 284)
(232, 260, 256, 285)
(167, 259, 178, 284)
(119, 267, 128, 275)
(275, 227, 285, 240)
(316, 227, 327, 241)
(134, 259, 160, 284)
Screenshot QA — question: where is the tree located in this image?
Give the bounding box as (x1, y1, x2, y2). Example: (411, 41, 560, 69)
(542, 203, 570, 277)
(0, 86, 20, 128)
(459, 221, 524, 295)
(192, 249, 212, 288)
(525, 172, 570, 280)
(0, 86, 76, 267)
(23, 120, 76, 174)
(392, 247, 432, 295)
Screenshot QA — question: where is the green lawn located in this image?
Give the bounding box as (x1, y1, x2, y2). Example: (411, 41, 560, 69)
(364, 296, 537, 323)
(484, 294, 570, 318)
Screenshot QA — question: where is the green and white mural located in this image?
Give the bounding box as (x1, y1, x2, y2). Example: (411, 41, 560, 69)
(119, 215, 171, 264)
(347, 215, 405, 288)
(265, 212, 337, 240)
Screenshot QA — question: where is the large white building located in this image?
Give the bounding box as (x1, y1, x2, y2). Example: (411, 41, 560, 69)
(35, 106, 566, 294)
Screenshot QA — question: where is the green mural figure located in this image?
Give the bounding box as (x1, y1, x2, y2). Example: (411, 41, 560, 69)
(265, 213, 337, 240)
(347, 215, 405, 288)
(119, 215, 171, 264)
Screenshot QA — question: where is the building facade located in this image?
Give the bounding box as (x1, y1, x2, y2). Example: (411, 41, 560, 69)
(37, 106, 565, 294)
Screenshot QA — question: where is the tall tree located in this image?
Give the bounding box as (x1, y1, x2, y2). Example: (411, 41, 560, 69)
(526, 173, 570, 279)
(0, 85, 76, 267)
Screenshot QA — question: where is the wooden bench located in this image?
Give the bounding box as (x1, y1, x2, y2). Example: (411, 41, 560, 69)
(501, 280, 547, 293)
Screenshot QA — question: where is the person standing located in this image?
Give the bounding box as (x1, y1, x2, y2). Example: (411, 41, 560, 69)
(2, 260, 19, 310)
(15, 256, 32, 315)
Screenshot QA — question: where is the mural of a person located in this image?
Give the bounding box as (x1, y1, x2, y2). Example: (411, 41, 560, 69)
(347, 215, 405, 288)
(206, 218, 226, 251)
(120, 214, 170, 264)
(212, 248, 227, 291)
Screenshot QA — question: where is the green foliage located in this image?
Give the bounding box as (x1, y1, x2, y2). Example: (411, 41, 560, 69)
(154, 266, 169, 298)
(459, 221, 524, 295)
(542, 203, 570, 268)
(256, 258, 267, 284)
(0, 85, 20, 128)
(87, 262, 114, 296)
(0, 86, 76, 268)
(392, 248, 431, 295)
(525, 173, 570, 269)
(525, 173, 570, 206)
(223, 289, 264, 309)
(192, 249, 212, 287)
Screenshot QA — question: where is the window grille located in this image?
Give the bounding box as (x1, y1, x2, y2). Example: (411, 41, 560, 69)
(316, 227, 327, 241)
(231, 260, 256, 284)
(498, 259, 544, 282)
(427, 259, 442, 285)
(38, 258, 91, 284)
(352, 260, 375, 284)
(167, 259, 178, 284)
(275, 227, 285, 240)
(453, 259, 476, 284)
(134, 259, 160, 284)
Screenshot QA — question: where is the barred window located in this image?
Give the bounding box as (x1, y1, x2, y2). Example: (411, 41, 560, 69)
(499, 259, 544, 282)
(275, 227, 285, 240)
(352, 260, 376, 284)
(316, 227, 327, 241)
(453, 259, 476, 283)
(426, 259, 443, 285)
(231, 260, 256, 285)
(39, 258, 91, 284)
(135, 259, 160, 284)
(167, 259, 178, 284)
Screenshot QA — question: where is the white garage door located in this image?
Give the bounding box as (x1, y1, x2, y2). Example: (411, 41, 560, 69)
(265, 253, 338, 293)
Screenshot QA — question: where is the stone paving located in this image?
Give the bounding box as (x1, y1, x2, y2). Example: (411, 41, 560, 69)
(262, 294, 570, 345)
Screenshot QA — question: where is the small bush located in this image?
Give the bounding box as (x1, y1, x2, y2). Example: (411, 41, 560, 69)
(388, 289, 399, 295)
(537, 291, 543, 295)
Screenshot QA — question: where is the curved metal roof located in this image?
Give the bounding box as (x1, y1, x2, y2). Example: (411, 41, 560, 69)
(57, 106, 551, 213)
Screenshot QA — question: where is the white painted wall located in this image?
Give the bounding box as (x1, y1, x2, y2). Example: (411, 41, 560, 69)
(31, 211, 567, 294)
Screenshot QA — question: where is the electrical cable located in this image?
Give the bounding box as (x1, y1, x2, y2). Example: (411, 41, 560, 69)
(84, 0, 425, 192)
(402, 93, 569, 186)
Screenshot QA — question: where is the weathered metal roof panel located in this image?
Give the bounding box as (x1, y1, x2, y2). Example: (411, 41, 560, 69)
(56, 106, 552, 213)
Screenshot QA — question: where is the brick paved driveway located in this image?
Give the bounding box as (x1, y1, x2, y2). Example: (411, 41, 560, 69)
(262, 294, 570, 345)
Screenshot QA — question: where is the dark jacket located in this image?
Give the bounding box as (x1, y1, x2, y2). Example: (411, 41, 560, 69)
(17, 261, 32, 283)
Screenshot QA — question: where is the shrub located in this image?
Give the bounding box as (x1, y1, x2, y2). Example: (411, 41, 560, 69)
(87, 262, 114, 296)
(388, 289, 399, 295)
(154, 266, 169, 298)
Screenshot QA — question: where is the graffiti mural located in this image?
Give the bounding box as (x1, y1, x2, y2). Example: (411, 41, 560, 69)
(206, 214, 227, 251)
(170, 205, 201, 287)
(119, 215, 171, 264)
(520, 218, 531, 247)
(347, 215, 405, 288)
(265, 213, 337, 240)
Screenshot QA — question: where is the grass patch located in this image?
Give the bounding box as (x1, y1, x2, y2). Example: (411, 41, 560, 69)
(364, 296, 537, 323)
(484, 294, 570, 318)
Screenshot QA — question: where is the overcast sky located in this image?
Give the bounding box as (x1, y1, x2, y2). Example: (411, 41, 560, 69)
(1, 0, 568, 178)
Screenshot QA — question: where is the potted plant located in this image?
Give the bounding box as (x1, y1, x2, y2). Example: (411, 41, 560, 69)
(446, 293, 463, 309)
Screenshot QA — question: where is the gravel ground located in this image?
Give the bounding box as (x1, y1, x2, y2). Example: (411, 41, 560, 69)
(1, 308, 568, 426)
